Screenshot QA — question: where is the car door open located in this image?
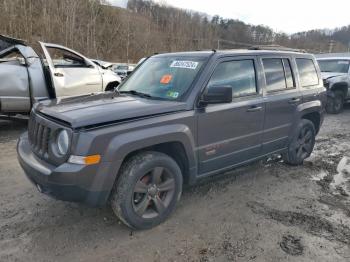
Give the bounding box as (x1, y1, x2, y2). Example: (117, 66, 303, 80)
(39, 42, 103, 97)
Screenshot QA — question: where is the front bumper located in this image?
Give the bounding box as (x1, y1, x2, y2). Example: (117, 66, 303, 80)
(17, 133, 110, 206)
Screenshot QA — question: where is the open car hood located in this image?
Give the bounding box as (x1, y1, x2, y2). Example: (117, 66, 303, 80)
(0, 35, 27, 52)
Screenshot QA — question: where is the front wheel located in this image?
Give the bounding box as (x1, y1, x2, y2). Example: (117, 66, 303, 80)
(283, 119, 316, 166)
(110, 151, 183, 230)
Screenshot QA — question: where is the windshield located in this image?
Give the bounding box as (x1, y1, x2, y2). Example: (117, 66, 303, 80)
(318, 59, 350, 73)
(118, 56, 206, 100)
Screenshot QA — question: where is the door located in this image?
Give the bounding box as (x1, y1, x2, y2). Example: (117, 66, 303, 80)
(197, 57, 265, 175)
(40, 42, 102, 97)
(260, 57, 302, 154)
(0, 48, 30, 112)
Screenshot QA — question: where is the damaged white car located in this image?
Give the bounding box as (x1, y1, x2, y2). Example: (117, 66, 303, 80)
(0, 35, 121, 115)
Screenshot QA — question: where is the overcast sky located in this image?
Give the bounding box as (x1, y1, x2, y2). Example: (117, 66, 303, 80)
(109, 0, 350, 34)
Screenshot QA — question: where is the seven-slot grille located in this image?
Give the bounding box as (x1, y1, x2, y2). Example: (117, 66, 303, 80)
(28, 115, 51, 159)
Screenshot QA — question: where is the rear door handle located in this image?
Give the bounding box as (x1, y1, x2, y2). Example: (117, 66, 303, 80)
(247, 105, 263, 112)
(289, 98, 301, 104)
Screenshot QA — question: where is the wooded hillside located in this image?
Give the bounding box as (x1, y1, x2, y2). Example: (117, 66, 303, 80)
(1, 0, 349, 63)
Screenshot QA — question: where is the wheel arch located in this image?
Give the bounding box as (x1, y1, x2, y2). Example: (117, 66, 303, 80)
(297, 101, 323, 134)
(330, 82, 348, 98)
(102, 124, 197, 196)
(105, 81, 120, 91)
(301, 112, 321, 134)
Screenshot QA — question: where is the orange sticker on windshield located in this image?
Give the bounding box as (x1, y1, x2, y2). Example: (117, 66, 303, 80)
(160, 74, 172, 84)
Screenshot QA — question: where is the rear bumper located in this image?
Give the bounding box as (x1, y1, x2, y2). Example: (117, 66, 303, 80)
(17, 133, 110, 206)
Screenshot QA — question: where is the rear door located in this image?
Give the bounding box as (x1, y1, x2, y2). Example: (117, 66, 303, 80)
(39, 42, 103, 97)
(197, 56, 265, 175)
(260, 56, 302, 154)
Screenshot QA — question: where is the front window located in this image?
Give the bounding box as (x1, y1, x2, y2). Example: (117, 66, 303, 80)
(47, 47, 87, 68)
(207, 59, 257, 98)
(318, 59, 350, 73)
(118, 57, 206, 100)
(0, 49, 25, 65)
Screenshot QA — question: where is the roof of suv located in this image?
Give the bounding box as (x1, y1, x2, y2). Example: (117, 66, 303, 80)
(153, 49, 312, 58)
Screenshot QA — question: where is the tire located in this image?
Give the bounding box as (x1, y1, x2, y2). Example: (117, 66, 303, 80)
(110, 151, 183, 230)
(283, 119, 316, 166)
(326, 90, 344, 114)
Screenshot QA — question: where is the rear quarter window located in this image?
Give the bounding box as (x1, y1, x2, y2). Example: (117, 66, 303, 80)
(296, 58, 319, 87)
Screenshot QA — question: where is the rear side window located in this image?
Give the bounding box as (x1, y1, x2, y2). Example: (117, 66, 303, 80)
(207, 60, 257, 98)
(296, 58, 319, 87)
(262, 58, 295, 92)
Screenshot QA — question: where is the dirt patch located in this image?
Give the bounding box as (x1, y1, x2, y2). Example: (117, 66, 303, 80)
(318, 195, 350, 217)
(279, 234, 303, 256)
(248, 201, 350, 245)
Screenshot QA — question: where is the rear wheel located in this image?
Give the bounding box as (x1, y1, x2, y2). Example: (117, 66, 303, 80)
(283, 119, 316, 166)
(326, 90, 344, 114)
(110, 151, 183, 230)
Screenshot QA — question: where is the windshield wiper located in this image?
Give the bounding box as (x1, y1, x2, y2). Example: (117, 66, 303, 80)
(119, 90, 152, 98)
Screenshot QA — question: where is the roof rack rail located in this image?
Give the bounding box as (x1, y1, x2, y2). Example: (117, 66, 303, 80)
(248, 45, 306, 53)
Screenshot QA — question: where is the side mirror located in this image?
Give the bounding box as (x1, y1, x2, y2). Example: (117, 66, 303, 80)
(200, 86, 232, 105)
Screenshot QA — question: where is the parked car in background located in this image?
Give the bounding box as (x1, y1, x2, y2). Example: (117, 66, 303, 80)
(0, 35, 121, 115)
(113, 64, 135, 79)
(18, 49, 326, 229)
(316, 53, 350, 114)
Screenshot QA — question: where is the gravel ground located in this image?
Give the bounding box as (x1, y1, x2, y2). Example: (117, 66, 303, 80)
(1, 106, 350, 262)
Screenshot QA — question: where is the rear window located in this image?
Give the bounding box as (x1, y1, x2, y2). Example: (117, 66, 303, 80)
(296, 59, 319, 87)
(262, 58, 295, 92)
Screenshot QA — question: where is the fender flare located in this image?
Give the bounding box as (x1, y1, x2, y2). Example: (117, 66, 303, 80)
(100, 124, 197, 194)
(296, 100, 322, 117)
(294, 101, 323, 134)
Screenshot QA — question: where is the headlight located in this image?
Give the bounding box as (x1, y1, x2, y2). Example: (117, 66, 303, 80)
(56, 130, 70, 155)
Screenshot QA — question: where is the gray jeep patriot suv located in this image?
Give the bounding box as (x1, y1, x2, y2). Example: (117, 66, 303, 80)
(18, 50, 326, 229)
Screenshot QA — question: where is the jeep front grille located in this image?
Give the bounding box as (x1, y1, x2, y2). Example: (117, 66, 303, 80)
(28, 115, 51, 159)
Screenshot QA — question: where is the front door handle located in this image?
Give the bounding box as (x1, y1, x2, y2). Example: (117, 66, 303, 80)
(54, 72, 64, 77)
(289, 98, 301, 104)
(247, 105, 263, 112)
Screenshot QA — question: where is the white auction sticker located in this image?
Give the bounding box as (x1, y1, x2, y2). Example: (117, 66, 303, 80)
(170, 60, 198, 70)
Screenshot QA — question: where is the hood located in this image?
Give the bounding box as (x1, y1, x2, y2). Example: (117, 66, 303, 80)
(0, 35, 26, 52)
(321, 72, 347, 80)
(35, 93, 187, 129)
